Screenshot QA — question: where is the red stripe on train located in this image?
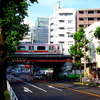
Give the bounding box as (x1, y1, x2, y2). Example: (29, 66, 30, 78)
(34, 50, 49, 52)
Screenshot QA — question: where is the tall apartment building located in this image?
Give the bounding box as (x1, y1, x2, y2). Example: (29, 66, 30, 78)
(34, 17, 49, 43)
(77, 9, 100, 31)
(49, 5, 76, 55)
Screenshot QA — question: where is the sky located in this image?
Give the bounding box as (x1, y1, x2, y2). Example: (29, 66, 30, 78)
(24, 0, 100, 27)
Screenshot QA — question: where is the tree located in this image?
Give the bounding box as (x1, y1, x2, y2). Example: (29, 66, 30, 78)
(94, 26, 100, 54)
(69, 28, 89, 82)
(0, 0, 38, 99)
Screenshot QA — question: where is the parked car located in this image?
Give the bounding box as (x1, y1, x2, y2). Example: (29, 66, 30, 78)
(33, 74, 43, 80)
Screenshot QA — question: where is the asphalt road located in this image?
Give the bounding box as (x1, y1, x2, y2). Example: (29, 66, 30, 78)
(10, 80, 100, 100)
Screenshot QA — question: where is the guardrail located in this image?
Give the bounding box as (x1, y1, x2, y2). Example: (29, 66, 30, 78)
(7, 81, 18, 100)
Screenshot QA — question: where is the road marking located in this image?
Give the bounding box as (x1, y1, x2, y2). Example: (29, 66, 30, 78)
(43, 82, 100, 98)
(48, 85, 62, 91)
(22, 81, 47, 92)
(24, 87, 33, 93)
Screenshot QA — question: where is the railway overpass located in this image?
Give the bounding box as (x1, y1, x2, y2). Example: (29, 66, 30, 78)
(12, 54, 73, 77)
(12, 54, 72, 62)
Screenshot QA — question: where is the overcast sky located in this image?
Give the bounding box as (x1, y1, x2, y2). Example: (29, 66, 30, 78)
(24, 0, 100, 27)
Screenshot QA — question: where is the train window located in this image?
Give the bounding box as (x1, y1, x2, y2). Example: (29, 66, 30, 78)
(52, 46, 54, 50)
(29, 46, 34, 50)
(37, 46, 45, 50)
(17, 46, 25, 50)
(49, 46, 52, 50)
(49, 46, 54, 50)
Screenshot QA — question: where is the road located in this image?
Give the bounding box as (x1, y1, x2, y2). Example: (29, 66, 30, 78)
(10, 80, 100, 100)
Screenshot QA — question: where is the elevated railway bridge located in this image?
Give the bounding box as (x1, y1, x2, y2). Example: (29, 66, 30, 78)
(12, 54, 73, 77)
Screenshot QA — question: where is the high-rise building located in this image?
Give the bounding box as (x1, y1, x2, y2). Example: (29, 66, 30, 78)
(77, 9, 100, 31)
(34, 17, 49, 43)
(49, 4, 76, 55)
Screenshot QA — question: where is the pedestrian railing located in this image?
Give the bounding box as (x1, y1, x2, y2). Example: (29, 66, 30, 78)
(7, 81, 18, 100)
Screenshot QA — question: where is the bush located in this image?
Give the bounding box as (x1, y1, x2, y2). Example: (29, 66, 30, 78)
(4, 90, 10, 100)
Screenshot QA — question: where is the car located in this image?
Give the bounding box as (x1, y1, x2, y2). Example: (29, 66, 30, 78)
(33, 74, 43, 80)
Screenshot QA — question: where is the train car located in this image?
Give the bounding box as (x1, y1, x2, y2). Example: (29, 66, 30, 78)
(15, 43, 63, 55)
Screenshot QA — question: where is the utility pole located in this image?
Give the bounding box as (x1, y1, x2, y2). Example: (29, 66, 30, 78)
(84, 36, 87, 78)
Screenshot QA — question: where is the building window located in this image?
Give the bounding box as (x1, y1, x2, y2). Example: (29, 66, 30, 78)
(79, 25, 84, 27)
(79, 11, 84, 14)
(59, 27, 65, 29)
(50, 35, 53, 38)
(88, 10, 94, 14)
(51, 23, 53, 25)
(59, 20, 64, 22)
(67, 32, 71, 34)
(59, 34, 64, 37)
(50, 29, 53, 31)
(68, 20, 73, 23)
(97, 17, 100, 20)
(50, 42, 53, 43)
(68, 34, 73, 38)
(97, 10, 100, 13)
(79, 18, 84, 21)
(59, 13, 73, 16)
(88, 18, 94, 21)
(59, 41, 64, 44)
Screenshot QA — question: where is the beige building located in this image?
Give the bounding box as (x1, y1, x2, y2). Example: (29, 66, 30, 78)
(77, 9, 100, 31)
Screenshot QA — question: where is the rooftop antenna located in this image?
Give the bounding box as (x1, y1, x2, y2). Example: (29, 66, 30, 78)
(58, 1, 61, 8)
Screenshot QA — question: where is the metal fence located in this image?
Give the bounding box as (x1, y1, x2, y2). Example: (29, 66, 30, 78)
(7, 81, 18, 100)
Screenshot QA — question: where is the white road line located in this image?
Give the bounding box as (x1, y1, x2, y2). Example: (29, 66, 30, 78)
(24, 87, 33, 93)
(22, 81, 47, 92)
(48, 85, 62, 91)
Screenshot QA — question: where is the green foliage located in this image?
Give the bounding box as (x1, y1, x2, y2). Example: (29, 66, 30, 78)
(94, 27, 100, 55)
(4, 90, 10, 100)
(76, 61, 81, 67)
(96, 46, 100, 55)
(69, 45, 77, 56)
(0, 0, 37, 57)
(69, 27, 89, 58)
(74, 28, 85, 42)
(94, 27, 100, 39)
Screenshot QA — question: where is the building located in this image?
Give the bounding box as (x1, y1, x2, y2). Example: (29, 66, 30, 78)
(77, 9, 100, 31)
(85, 22, 100, 78)
(49, 4, 76, 55)
(34, 17, 49, 43)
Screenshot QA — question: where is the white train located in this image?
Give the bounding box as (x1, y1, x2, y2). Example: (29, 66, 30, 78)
(15, 43, 63, 54)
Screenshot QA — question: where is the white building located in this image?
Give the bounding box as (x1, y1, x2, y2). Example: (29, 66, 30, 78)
(49, 5, 76, 55)
(85, 22, 100, 73)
